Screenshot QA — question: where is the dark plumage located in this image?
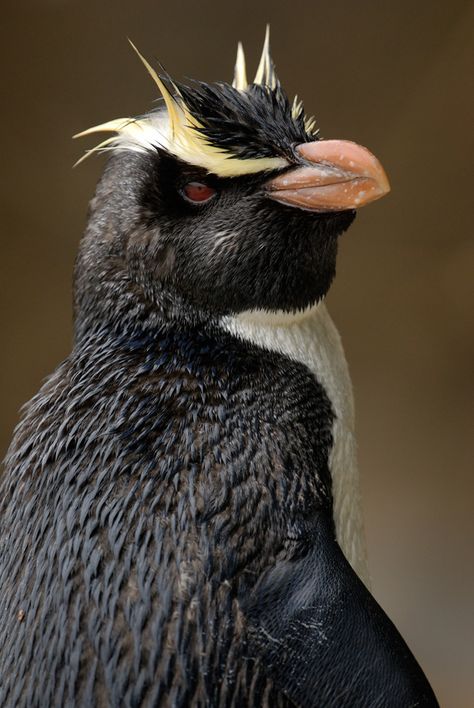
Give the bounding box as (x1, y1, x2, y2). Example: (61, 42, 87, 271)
(175, 81, 316, 159)
(0, 305, 332, 706)
(0, 33, 438, 707)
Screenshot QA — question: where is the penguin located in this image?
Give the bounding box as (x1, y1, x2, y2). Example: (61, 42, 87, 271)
(0, 29, 438, 707)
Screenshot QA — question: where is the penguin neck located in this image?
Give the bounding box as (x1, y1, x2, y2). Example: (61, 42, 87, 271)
(220, 300, 355, 430)
(219, 300, 370, 587)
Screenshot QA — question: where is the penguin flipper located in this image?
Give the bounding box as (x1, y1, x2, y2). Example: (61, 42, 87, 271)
(243, 511, 438, 707)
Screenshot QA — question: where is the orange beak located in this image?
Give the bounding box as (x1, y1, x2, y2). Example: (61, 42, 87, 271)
(265, 140, 390, 212)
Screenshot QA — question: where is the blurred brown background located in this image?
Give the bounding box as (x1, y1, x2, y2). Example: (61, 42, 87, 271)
(1, 1, 473, 705)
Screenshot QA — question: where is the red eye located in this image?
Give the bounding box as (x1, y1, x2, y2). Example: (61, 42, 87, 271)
(182, 182, 216, 204)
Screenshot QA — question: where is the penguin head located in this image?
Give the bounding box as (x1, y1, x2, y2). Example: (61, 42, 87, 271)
(76, 30, 390, 325)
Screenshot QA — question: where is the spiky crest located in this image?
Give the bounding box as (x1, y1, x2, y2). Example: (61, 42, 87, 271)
(75, 29, 318, 176)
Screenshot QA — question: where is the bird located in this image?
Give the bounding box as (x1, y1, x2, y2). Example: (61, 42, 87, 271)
(0, 28, 438, 708)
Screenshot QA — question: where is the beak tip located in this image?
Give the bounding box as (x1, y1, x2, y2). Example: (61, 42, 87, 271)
(373, 171, 391, 202)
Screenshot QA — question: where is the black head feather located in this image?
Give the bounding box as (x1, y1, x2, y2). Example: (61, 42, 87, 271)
(173, 79, 318, 160)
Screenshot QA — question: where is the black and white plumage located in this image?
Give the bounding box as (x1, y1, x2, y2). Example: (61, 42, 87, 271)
(0, 30, 437, 707)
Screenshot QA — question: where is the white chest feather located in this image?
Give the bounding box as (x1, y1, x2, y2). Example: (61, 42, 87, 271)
(220, 303, 369, 586)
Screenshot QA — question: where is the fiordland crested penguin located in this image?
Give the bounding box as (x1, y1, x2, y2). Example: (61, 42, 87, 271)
(0, 28, 438, 707)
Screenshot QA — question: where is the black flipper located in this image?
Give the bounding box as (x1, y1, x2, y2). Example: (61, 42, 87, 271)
(243, 512, 438, 707)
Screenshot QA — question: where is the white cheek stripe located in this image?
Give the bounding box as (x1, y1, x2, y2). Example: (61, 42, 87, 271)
(219, 302, 370, 586)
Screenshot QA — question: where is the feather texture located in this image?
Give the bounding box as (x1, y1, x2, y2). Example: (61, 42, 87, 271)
(74, 29, 318, 175)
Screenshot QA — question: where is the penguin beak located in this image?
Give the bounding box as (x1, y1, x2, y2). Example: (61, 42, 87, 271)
(264, 140, 390, 212)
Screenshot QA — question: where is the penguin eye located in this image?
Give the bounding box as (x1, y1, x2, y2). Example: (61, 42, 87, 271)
(181, 182, 216, 204)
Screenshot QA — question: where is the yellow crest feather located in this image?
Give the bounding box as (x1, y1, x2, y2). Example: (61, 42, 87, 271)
(127, 39, 183, 139)
(75, 36, 291, 176)
(232, 42, 248, 90)
(254, 25, 277, 89)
